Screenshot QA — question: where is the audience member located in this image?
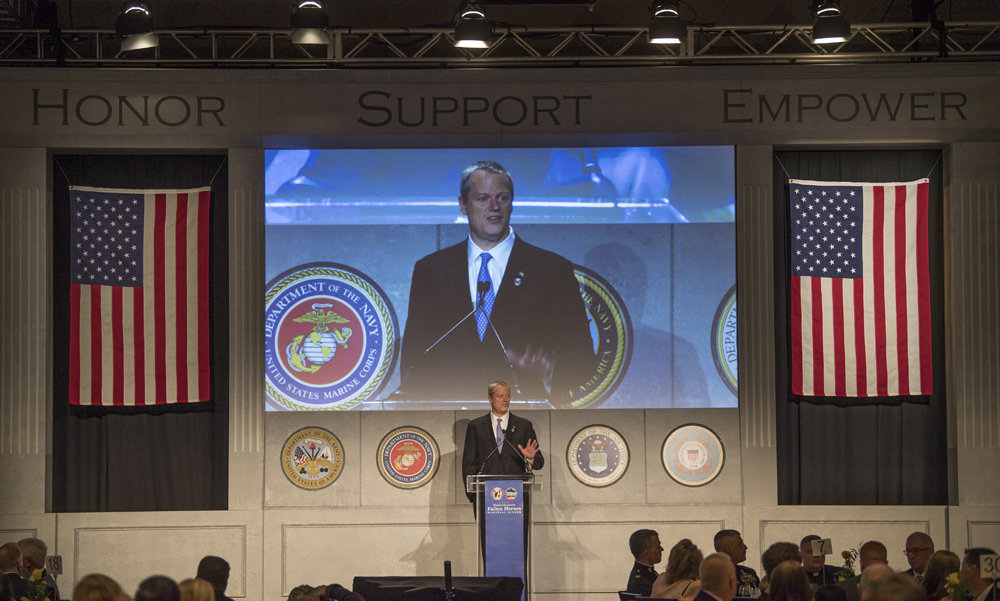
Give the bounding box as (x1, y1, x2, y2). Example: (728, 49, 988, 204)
(802, 536, 842, 587)
(695, 553, 738, 601)
(1, 571, 13, 601)
(961, 548, 998, 601)
(196, 557, 233, 601)
(902, 534, 936, 583)
(716, 530, 760, 591)
(288, 586, 321, 601)
(0, 542, 29, 601)
(860, 564, 895, 601)
(838, 541, 889, 601)
(921, 551, 960, 601)
(134, 576, 180, 601)
(178, 580, 213, 601)
(652, 539, 704, 601)
(761, 542, 804, 596)
(770, 560, 812, 601)
(873, 575, 925, 601)
(71, 574, 130, 601)
(18, 538, 59, 601)
(818, 585, 847, 601)
(318, 584, 365, 601)
(626, 529, 663, 596)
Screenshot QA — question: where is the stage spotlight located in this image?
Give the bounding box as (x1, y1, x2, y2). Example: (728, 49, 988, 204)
(454, 1, 491, 49)
(648, 1, 685, 44)
(116, 1, 158, 51)
(291, 0, 330, 45)
(812, 13, 850, 44)
(814, 0, 842, 16)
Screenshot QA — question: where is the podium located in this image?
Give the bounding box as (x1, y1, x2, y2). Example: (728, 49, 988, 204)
(466, 474, 543, 601)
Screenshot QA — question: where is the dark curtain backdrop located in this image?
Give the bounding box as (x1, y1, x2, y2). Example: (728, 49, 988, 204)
(51, 154, 229, 512)
(773, 150, 948, 505)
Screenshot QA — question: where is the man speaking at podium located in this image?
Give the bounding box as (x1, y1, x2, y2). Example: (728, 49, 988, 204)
(397, 160, 596, 404)
(462, 380, 544, 502)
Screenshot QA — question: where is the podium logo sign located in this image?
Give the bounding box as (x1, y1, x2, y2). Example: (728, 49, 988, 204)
(661, 424, 725, 487)
(377, 426, 440, 489)
(281, 427, 345, 489)
(567, 425, 630, 487)
(264, 263, 399, 411)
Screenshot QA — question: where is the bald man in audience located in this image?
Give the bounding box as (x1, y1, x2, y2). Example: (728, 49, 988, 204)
(838, 541, 888, 601)
(901, 533, 935, 583)
(695, 553, 739, 601)
(859, 563, 895, 601)
(0, 542, 29, 601)
(873, 574, 926, 601)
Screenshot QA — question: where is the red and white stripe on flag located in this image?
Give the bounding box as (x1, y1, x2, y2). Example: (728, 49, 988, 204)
(68, 186, 211, 405)
(789, 178, 931, 397)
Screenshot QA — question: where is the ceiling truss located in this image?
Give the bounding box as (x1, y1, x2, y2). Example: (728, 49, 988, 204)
(1, 21, 999, 67)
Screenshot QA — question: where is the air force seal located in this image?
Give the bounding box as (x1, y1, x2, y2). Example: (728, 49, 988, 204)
(281, 427, 345, 490)
(568, 266, 633, 409)
(376, 426, 440, 489)
(265, 263, 399, 411)
(567, 425, 630, 487)
(661, 424, 725, 487)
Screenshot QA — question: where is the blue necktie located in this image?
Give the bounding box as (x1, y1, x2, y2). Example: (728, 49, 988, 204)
(496, 417, 504, 452)
(475, 252, 496, 341)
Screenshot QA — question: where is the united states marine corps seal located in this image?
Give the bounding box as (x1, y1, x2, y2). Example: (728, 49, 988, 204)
(264, 262, 399, 411)
(376, 426, 440, 489)
(661, 424, 725, 487)
(566, 266, 633, 409)
(281, 427, 345, 489)
(567, 425, 630, 487)
(711, 284, 738, 397)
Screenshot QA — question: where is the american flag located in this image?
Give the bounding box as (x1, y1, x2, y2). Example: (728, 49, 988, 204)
(789, 178, 931, 397)
(69, 186, 211, 405)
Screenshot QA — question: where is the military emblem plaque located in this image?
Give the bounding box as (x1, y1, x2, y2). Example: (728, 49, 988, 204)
(661, 423, 725, 487)
(567, 425, 630, 487)
(281, 427, 345, 490)
(376, 426, 440, 489)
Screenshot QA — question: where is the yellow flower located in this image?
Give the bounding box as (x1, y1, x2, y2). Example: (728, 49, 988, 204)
(31, 569, 43, 582)
(946, 573, 960, 586)
(842, 551, 851, 559)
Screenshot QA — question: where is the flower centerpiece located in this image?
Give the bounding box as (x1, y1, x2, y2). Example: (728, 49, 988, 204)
(20, 569, 51, 601)
(840, 548, 859, 582)
(945, 572, 971, 601)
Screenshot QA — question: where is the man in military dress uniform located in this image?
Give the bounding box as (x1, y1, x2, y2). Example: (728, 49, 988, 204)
(715, 529, 760, 591)
(627, 529, 663, 596)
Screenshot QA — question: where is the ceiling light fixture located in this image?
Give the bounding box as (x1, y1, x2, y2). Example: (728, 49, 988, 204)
(116, 1, 158, 51)
(454, 1, 491, 49)
(812, 0, 850, 44)
(648, 1, 685, 44)
(291, 0, 330, 45)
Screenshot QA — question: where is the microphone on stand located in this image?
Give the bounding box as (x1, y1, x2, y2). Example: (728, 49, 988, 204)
(483, 312, 523, 398)
(444, 560, 454, 601)
(394, 281, 490, 395)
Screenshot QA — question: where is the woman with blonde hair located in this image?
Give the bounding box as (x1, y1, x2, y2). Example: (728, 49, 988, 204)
(769, 560, 812, 601)
(72, 574, 131, 601)
(651, 539, 704, 601)
(178, 579, 214, 601)
(921, 550, 961, 601)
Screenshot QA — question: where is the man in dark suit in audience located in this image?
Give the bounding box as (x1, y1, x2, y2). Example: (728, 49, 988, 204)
(696, 553, 739, 601)
(18, 538, 58, 601)
(802, 535, 843, 587)
(715, 529, 760, 591)
(900, 532, 935, 583)
(961, 547, 998, 601)
(626, 529, 663, 597)
(0, 542, 29, 601)
(197, 555, 235, 601)
(837, 541, 888, 601)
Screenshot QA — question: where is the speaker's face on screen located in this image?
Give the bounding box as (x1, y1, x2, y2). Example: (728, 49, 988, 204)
(459, 170, 513, 249)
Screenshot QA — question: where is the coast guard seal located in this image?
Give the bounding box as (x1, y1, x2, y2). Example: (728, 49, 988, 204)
(281, 427, 345, 490)
(567, 425, 630, 487)
(711, 284, 738, 397)
(265, 262, 399, 411)
(566, 266, 633, 409)
(376, 426, 440, 489)
(661, 424, 725, 487)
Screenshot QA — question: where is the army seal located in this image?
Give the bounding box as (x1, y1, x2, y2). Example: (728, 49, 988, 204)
(661, 424, 725, 487)
(565, 266, 633, 409)
(567, 425, 630, 487)
(711, 284, 738, 397)
(264, 262, 399, 411)
(281, 427, 345, 490)
(376, 426, 440, 489)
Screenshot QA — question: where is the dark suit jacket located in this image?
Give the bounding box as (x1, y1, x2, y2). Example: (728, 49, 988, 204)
(398, 236, 596, 405)
(692, 589, 722, 601)
(626, 561, 657, 597)
(461, 412, 544, 502)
